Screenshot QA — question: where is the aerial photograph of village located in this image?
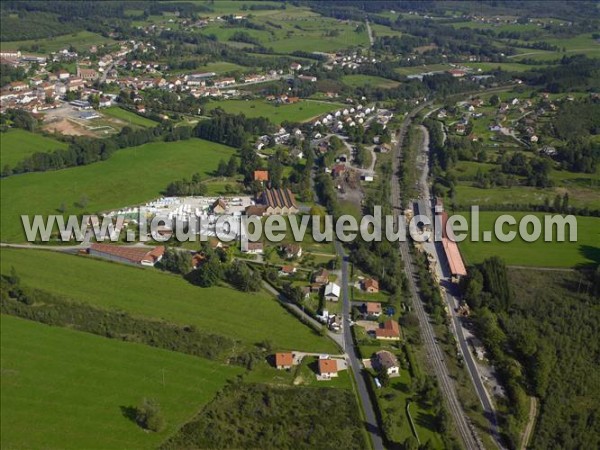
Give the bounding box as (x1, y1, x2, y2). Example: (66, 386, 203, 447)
(0, 1, 598, 449)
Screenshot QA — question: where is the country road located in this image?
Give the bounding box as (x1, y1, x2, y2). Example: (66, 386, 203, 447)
(335, 241, 385, 450)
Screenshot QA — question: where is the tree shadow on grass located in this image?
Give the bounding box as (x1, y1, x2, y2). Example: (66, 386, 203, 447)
(414, 410, 437, 432)
(577, 245, 600, 268)
(120, 405, 139, 425)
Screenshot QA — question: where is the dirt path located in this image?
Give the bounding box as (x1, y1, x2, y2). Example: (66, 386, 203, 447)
(520, 397, 538, 450)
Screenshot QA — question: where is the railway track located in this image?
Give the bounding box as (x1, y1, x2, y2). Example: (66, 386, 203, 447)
(390, 102, 483, 450)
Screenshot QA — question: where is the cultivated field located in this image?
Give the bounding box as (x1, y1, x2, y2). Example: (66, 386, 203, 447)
(0, 249, 338, 353)
(456, 211, 600, 267)
(0, 138, 234, 242)
(204, 99, 344, 124)
(101, 107, 159, 128)
(0, 315, 241, 450)
(0, 129, 68, 169)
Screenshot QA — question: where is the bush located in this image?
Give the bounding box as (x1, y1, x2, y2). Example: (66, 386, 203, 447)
(136, 398, 165, 432)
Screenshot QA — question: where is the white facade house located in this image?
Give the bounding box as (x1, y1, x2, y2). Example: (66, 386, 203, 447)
(324, 282, 341, 301)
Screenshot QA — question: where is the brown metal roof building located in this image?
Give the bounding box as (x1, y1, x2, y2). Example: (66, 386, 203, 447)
(89, 243, 165, 267)
(259, 188, 299, 215)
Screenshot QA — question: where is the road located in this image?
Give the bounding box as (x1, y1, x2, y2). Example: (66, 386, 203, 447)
(390, 101, 484, 450)
(335, 241, 385, 450)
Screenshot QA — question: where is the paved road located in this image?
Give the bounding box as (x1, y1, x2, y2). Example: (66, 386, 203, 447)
(335, 241, 385, 450)
(390, 101, 484, 450)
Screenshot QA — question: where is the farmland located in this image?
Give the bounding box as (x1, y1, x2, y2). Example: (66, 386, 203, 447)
(0, 315, 242, 450)
(204, 99, 344, 125)
(0, 138, 235, 242)
(0, 248, 338, 353)
(101, 107, 159, 128)
(455, 211, 600, 267)
(0, 129, 67, 169)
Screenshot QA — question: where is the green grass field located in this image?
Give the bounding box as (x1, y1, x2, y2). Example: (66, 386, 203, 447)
(342, 74, 400, 89)
(0, 315, 242, 450)
(0, 30, 116, 53)
(462, 62, 539, 73)
(102, 107, 159, 128)
(201, 61, 247, 74)
(395, 64, 449, 76)
(0, 129, 68, 169)
(0, 138, 234, 242)
(454, 182, 600, 210)
(0, 249, 337, 353)
(204, 99, 344, 125)
(455, 211, 600, 267)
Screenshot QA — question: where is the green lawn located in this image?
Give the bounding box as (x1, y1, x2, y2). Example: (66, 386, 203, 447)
(455, 211, 600, 267)
(0, 315, 242, 450)
(342, 74, 400, 89)
(204, 99, 344, 125)
(0, 249, 337, 353)
(0, 138, 235, 242)
(0, 30, 116, 53)
(102, 107, 159, 128)
(0, 129, 68, 169)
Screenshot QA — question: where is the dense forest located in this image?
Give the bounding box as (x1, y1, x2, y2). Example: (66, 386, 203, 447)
(161, 382, 367, 450)
(461, 259, 600, 449)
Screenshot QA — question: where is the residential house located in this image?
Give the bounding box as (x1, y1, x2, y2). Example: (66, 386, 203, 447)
(324, 282, 341, 302)
(318, 358, 338, 379)
(373, 350, 400, 376)
(362, 278, 379, 293)
(253, 170, 269, 183)
(312, 268, 329, 285)
(211, 198, 227, 214)
(275, 352, 294, 370)
(214, 77, 236, 88)
(244, 242, 264, 254)
(447, 69, 466, 77)
(298, 75, 317, 82)
(279, 265, 297, 276)
(67, 77, 84, 91)
(56, 69, 70, 80)
(290, 62, 302, 71)
(332, 164, 346, 178)
(283, 243, 302, 259)
(9, 81, 28, 92)
(375, 319, 401, 340)
(365, 302, 382, 318)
